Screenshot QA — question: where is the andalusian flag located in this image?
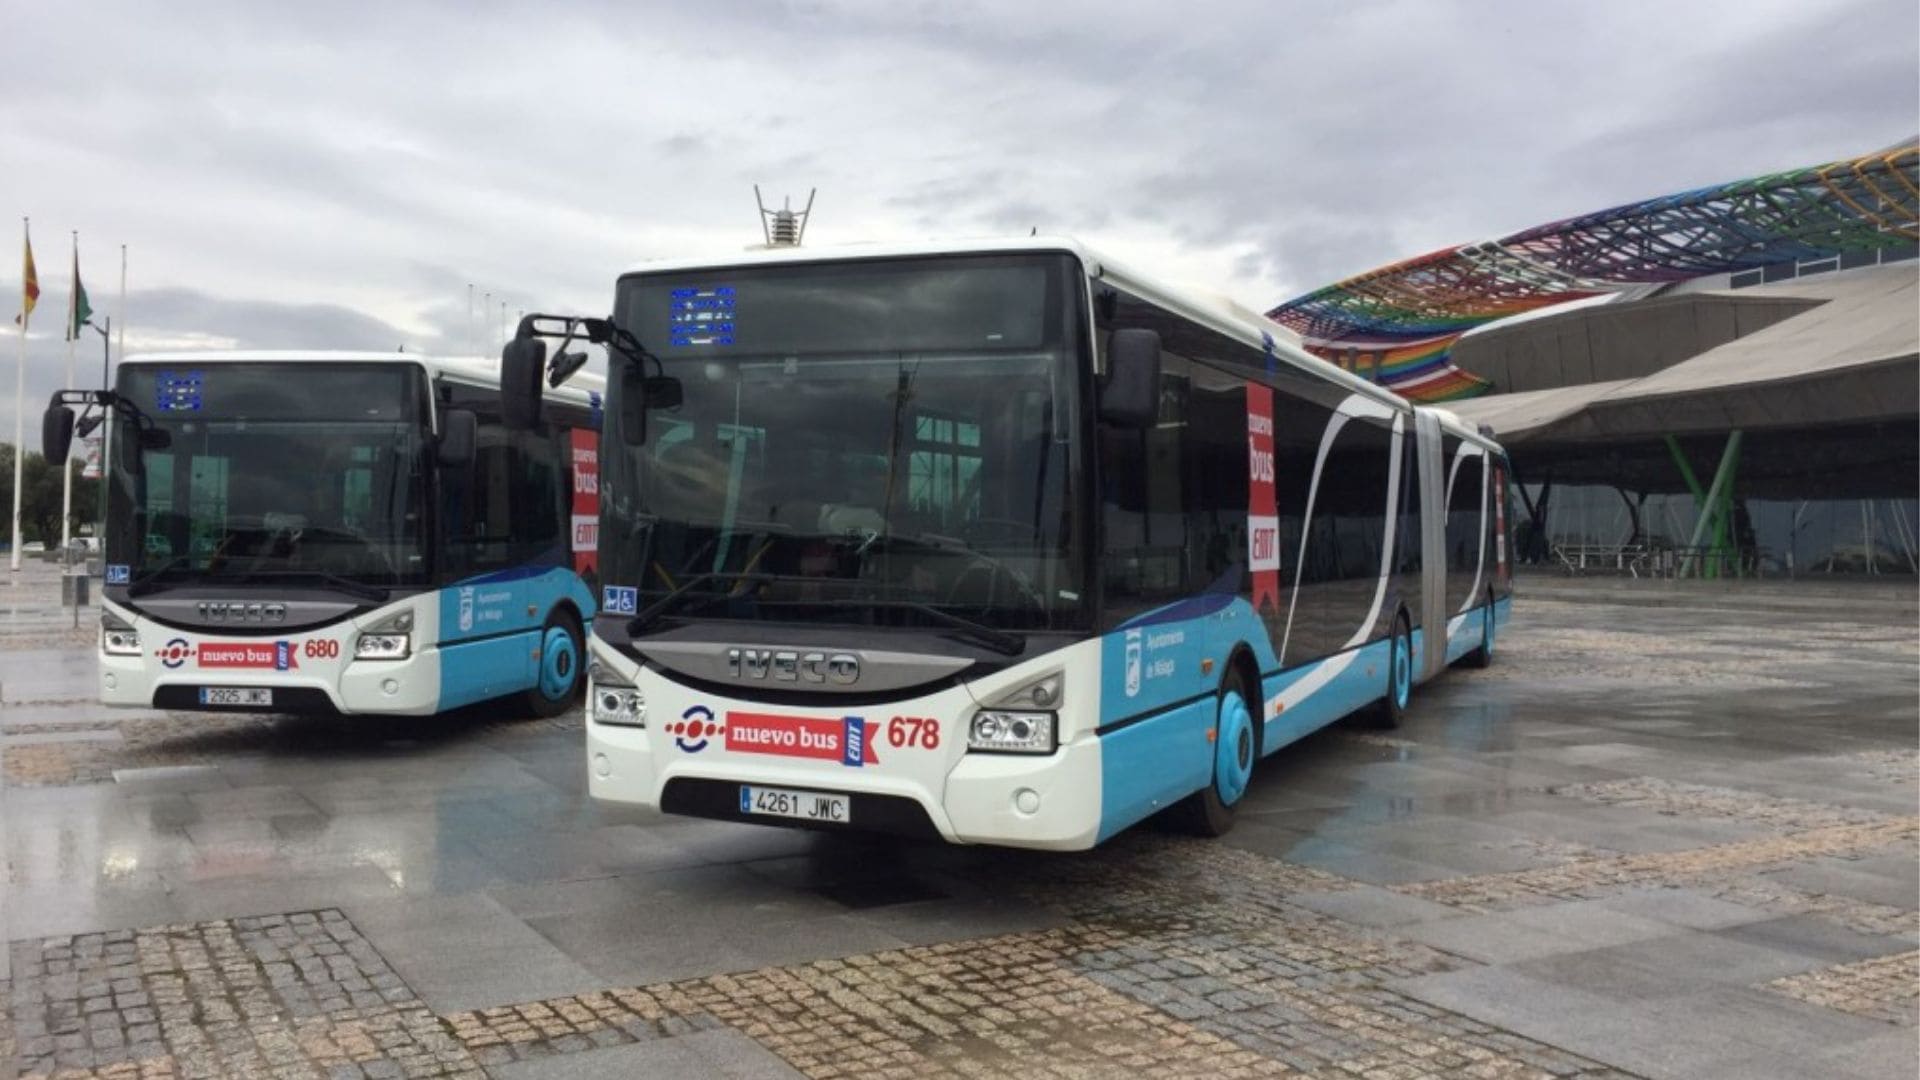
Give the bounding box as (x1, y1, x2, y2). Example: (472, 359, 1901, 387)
(67, 245, 91, 341)
(16, 228, 37, 325)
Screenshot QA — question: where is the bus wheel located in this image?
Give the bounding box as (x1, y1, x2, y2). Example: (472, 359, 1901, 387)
(1177, 668, 1257, 837)
(524, 610, 584, 718)
(1373, 613, 1413, 730)
(1463, 587, 1495, 669)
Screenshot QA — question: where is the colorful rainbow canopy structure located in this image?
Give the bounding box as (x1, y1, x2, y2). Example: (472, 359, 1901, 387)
(1266, 141, 1920, 401)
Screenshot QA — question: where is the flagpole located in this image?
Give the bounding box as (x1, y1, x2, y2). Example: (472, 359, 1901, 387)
(58, 231, 78, 554)
(10, 218, 28, 573)
(101, 244, 124, 542)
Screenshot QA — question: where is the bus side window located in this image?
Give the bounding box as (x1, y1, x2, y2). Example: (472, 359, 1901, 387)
(446, 419, 565, 575)
(1443, 441, 1484, 612)
(1287, 411, 1395, 660)
(1100, 354, 1190, 617)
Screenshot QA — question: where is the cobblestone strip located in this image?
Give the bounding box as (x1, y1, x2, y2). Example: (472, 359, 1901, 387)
(8, 911, 485, 1080)
(437, 843, 1644, 1080)
(1696, 875, 1920, 939)
(1549, 777, 1893, 831)
(1075, 936, 1630, 1078)
(445, 927, 1291, 1079)
(1764, 950, 1920, 1026)
(1011, 834, 1357, 925)
(1395, 819, 1920, 911)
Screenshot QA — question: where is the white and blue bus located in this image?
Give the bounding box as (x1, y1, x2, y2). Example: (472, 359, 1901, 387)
(43, 351, 602, 718)
(501, 238, 1512, 849)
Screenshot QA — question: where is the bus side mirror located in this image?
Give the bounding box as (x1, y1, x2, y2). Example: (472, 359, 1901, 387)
(42, 402, 75, 467)
(646, 375, 683, 411)
(548, 350, 589, 388)
(617, 367, 683, 447)
(437, 408, 477, 467)
(1099, 328, 1162, 428)
(502, 337, 547, 430)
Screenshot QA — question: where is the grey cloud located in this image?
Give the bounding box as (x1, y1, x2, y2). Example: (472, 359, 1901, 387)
(0, 0, 1912, 425)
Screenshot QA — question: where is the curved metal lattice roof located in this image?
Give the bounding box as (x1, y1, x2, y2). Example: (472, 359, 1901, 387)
(1265, 141, 1919, 401)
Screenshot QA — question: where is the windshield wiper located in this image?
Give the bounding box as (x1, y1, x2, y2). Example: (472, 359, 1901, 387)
(126, 557, 194, 597)
(817, 599, 1026, 657)
(628, 571, 773, 636)
(234, 570, 389, 602)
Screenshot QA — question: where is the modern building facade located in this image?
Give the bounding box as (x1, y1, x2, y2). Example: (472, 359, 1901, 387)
(1266, 142, 1920, 577)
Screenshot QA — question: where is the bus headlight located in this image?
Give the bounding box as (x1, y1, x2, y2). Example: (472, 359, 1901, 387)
(355, 634, 410, 660)
(354, 611, 413, 660)
(590, 678, 646, 728)
(101, 611, 140, 656)
(968, 710, 1056, 754)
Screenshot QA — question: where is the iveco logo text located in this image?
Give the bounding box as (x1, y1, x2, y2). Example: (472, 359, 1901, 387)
(197, 602, 287, 623)
(725, 648, 860, 685)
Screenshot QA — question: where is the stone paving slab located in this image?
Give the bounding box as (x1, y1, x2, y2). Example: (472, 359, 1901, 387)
(5, 576, 1917, 1077)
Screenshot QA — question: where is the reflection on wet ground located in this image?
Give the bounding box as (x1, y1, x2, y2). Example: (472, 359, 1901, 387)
(3, 568, 1916, 1079)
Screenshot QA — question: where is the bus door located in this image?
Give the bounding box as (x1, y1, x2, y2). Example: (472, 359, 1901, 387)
(1414, 410, 1447, 679)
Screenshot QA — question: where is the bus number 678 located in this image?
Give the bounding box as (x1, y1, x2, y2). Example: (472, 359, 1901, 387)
(886, 716, 940, 750)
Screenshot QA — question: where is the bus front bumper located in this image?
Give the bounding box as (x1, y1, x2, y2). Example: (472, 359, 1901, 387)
(98, 636, 446, 716)
(585, 673, 1104, 852)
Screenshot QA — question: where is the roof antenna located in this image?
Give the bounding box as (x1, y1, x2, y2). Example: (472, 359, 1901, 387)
(755, 185, 815, 247)
(1030, 226, 1037, 236)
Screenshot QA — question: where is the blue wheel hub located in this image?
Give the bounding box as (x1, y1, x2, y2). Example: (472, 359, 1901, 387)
(1214, 690, 1255, 806)
(1392, 634, 1411, 709)
(538, 625, 579, 702)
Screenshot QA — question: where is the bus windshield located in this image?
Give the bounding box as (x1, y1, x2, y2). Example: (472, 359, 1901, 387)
(109, 362, 432, 591)
(604, 253, 1087, 633)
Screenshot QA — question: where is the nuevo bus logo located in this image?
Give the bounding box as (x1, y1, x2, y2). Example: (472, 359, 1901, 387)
(198, 642, 300, 671)
(1124, 630, 1143, 698)
(724, 711, 880, 766)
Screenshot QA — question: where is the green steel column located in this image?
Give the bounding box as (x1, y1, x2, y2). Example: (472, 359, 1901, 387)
(1719, 441, 1744, 578)
(1666, 435, 1708, 576)
(1665, 435, 1706, 502)
(1680, 431, 1744, 578)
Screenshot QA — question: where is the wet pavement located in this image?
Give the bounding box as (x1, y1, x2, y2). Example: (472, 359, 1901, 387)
(3, 562, 1916, 1079)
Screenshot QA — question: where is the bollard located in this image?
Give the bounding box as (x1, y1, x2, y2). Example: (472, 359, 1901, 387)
(62, 540, 92, 629)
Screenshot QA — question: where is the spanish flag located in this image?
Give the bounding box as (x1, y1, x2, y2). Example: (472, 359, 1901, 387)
(17, 226, 37, 325)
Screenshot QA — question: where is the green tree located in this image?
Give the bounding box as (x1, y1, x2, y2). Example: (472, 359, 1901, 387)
(0, 442, 101, 550)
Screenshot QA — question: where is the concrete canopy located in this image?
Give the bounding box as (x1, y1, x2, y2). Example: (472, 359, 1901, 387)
(1447, 266, 1919, 446)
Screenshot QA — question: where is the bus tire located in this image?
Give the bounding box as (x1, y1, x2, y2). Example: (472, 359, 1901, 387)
(1373, 612, 1413, 730)
(523, 608, 584, 718)
(1175, 667, 1258, 838)
(1462, 587, 1495, 669)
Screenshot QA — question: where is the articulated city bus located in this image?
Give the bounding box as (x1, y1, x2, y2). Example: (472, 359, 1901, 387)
(43, 352, 603, 717)
(501, 238, 1511, 849)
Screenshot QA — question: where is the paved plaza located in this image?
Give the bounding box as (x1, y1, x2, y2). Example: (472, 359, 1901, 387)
(2, 564, 1915, 1079)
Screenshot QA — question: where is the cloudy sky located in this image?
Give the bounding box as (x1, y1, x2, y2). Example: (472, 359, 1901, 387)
(0, 0, 1914, 429)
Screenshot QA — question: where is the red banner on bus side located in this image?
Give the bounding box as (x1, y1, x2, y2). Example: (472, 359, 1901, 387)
(1247, 383, 1281, 615)
(570, 429, 599, 577)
